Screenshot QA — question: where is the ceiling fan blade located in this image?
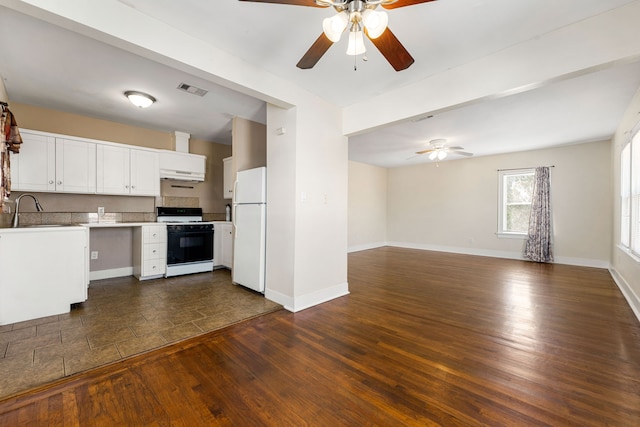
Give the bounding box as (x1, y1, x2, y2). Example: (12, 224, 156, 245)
(415, 149, 435, 155)
(238, 0, 326, 7)
(453, 151, 474, 157)
(382, 0, 437, 10)
(366, 27, 414, 71)
(297, 33, 334, 69)
(446, 146, 464, 151)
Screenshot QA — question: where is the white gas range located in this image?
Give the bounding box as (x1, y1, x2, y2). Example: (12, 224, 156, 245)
(156, 207, 214, 277)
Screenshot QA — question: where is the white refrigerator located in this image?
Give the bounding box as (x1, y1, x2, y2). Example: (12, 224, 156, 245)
(232, 166, 266, 293)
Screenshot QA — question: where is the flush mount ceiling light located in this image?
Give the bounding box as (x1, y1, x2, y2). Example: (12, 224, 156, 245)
(124, 91, 156, 108)
(239, 0, 438, 71)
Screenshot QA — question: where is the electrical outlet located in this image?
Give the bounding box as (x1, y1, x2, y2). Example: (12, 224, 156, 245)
(91, 251, 99, 260)
(98, 207, 105, 216)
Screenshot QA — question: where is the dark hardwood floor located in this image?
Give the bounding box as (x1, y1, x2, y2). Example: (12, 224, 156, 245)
(1, 247, 639, 426)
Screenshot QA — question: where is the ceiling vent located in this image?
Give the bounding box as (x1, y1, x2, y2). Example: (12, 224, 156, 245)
(177, 83, 208, 97)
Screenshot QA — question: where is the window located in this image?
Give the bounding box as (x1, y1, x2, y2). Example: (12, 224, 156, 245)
(498, 169, 535, 237)
(621, 130, 640, 258)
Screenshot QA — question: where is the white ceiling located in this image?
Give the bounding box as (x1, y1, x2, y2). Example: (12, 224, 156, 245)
(1, 0, 639, 167)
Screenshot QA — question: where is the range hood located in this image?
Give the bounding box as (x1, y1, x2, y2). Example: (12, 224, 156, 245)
(159, 149, 206, 182)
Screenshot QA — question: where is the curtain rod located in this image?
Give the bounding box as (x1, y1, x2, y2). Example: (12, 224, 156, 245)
(497, 166, 555, 172)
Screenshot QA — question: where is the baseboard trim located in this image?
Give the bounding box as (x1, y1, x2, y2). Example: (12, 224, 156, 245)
(264, 288, 294, 312)
(265, 282, 350, 313)
(90, 267, 134, 282)
(348, 242, 386, 253)
(385, 242, 609, 268)
(609, 267, 640, 323)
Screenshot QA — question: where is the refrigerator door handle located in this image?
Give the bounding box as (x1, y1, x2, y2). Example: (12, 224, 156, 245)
(232, 180, 238, 229)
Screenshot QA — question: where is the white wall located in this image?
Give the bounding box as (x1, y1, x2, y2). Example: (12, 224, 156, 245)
(610, 86, 640, 320)
(266, 98, 349, 312)
(349, 141, 612, 267)
(348, 161, 387, 252)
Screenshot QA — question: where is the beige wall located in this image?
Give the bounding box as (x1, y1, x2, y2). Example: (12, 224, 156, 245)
(348, 161, 387, 252)
(11, 102, 172, 149)
(0, 77, 8, 104)
(349, 141, 612, 267)
(611, 86, 640, 319)
(232, 116, 266, 172)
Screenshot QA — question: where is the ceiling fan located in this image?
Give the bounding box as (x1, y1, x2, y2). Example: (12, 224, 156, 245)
(415, 139, 474, 161)
(238, 0, 437, 71)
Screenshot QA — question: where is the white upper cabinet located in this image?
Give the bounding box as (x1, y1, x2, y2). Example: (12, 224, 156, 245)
(11, 131, 96, 193)
(10, 131, 56, 192)
(130, 148, 159, 196)
(13, 128, 160, 197)
(97, 145, 159, 196)
(96, 144, 130, 194)
(55, 138, 97, 194)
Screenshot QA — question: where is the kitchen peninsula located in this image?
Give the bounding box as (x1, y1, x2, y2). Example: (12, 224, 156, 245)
(0, 225, 88, 325)
(0, 219, 232, 326)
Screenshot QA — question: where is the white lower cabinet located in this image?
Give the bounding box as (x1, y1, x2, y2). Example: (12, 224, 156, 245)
(133, 225, 167, 280)
(220, 223, 233, 269)
(0, 227, 88, 325)
(214, 222, 233, 269)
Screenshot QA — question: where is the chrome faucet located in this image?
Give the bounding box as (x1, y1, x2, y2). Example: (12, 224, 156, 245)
(12, 194, 44, 227)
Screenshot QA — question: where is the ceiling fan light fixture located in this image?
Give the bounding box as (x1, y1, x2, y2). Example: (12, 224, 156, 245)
(428, 151, 438, 161)
(346, 25, 366, 56)
(437, 150, 447, 161)
(322, 12, 348, 42)
(124, 91, 156, 108)
(362, 9, 388, 39)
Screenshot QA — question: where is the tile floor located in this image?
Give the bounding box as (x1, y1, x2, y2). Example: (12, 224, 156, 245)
(0, 269, 281, 399)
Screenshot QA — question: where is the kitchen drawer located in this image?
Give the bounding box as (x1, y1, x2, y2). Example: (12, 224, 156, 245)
(143, 260, 165, 276)
(144, 226, 166, 243)
(144, 242, 166, 260)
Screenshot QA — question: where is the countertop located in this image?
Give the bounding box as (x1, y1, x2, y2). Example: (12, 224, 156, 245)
(1, 221, 233, 230)
(0, 225, 87, 233)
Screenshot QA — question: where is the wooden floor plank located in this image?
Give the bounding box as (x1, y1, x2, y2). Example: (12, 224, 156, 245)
(1, 247, 640, 426)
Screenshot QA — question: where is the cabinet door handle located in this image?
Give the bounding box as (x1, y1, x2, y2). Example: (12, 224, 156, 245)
(57, 181, 62, 185)
(152, 249, 157, 254)
(49, 180, 54, 184)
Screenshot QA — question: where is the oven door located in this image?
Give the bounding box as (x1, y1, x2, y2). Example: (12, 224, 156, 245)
(166, 224, 214, 265)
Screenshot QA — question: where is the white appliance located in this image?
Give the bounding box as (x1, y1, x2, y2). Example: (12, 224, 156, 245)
(156, 207, 214, 277)
(232, 166, 266, 293)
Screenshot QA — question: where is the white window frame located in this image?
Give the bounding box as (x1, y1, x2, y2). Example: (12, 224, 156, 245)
(497, 168, 535, 239)
(620, 127, 640, 262)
